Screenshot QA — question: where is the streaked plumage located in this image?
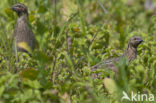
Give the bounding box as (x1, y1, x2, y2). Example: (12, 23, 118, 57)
(91, 36, 144, 73)
(11, 3, 35, 53)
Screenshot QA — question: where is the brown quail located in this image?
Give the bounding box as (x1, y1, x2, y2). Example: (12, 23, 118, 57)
(91, 36, 144, 73)
(11, 3, 35, 53)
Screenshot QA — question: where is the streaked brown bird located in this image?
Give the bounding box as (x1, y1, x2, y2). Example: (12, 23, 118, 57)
(91, 36, 144, 73)
(11, 3, 35, 53)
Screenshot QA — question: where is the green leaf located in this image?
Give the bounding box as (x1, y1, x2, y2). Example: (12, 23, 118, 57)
(38, 5, 47, 13)
(103, 78, 118, 94)
(17, 42, 32, 54)
(4, 8, 14, 19)
(23, 80, 41, 89)
(0, 86, 5, 97)
(20, 68, 39, 80)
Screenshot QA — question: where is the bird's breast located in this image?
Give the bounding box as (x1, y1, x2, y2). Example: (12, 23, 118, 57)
(14, 16, 35, 49)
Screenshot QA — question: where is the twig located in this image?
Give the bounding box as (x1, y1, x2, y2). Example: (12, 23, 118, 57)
(54, 0, 57, 34)
(58, 12, 78, 37)
(74, 56, 85, 70)
(97, 0, 108, 14)
(51, 0, 57, 83)
(65, 30, 71, 53)
(89, 31, 99, 49)
(51, 55, 57, 83)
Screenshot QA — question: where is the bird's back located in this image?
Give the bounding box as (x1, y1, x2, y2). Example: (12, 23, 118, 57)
(91, 56, 122, 72)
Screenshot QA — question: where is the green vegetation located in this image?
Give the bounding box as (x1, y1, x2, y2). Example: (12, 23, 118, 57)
(0, 0, 156, 103)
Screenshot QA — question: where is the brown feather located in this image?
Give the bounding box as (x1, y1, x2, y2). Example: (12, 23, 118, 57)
(91, 36, 143, 75)
(12, 3, 35, 53)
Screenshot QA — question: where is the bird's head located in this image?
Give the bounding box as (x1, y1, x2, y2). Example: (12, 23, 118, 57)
(11, 3, 28, 17)
(129, 36, 144, 48)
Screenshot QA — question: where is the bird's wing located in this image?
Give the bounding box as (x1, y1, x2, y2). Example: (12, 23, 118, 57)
(91, 56, 122, 72)
(91, 58, 115, 70)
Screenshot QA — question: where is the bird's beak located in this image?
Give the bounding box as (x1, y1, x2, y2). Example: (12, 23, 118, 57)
(11, 5, 19, 12)
(139, 39, 144, 43)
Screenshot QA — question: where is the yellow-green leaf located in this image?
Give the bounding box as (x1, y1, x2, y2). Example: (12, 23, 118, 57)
(18, 42, 32, 54)
(103, 78, 118, 94)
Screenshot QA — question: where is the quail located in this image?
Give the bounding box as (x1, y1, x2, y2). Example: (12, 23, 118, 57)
(91, 36, 144, 73)
(11, 3, 35, 53)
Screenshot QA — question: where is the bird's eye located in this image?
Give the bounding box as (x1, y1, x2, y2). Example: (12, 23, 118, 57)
(134, 38, 137, 40)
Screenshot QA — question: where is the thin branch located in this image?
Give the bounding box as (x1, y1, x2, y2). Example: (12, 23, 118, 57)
(89, 31, 99, 49)
(97, 0, 108, 14)
(51, 55, 57, 83)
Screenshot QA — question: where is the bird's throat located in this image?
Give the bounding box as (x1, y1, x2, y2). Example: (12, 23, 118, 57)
(124, 44, 137, 62)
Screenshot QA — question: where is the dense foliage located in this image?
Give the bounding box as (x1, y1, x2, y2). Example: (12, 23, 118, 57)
(0, 0, 156, 103)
